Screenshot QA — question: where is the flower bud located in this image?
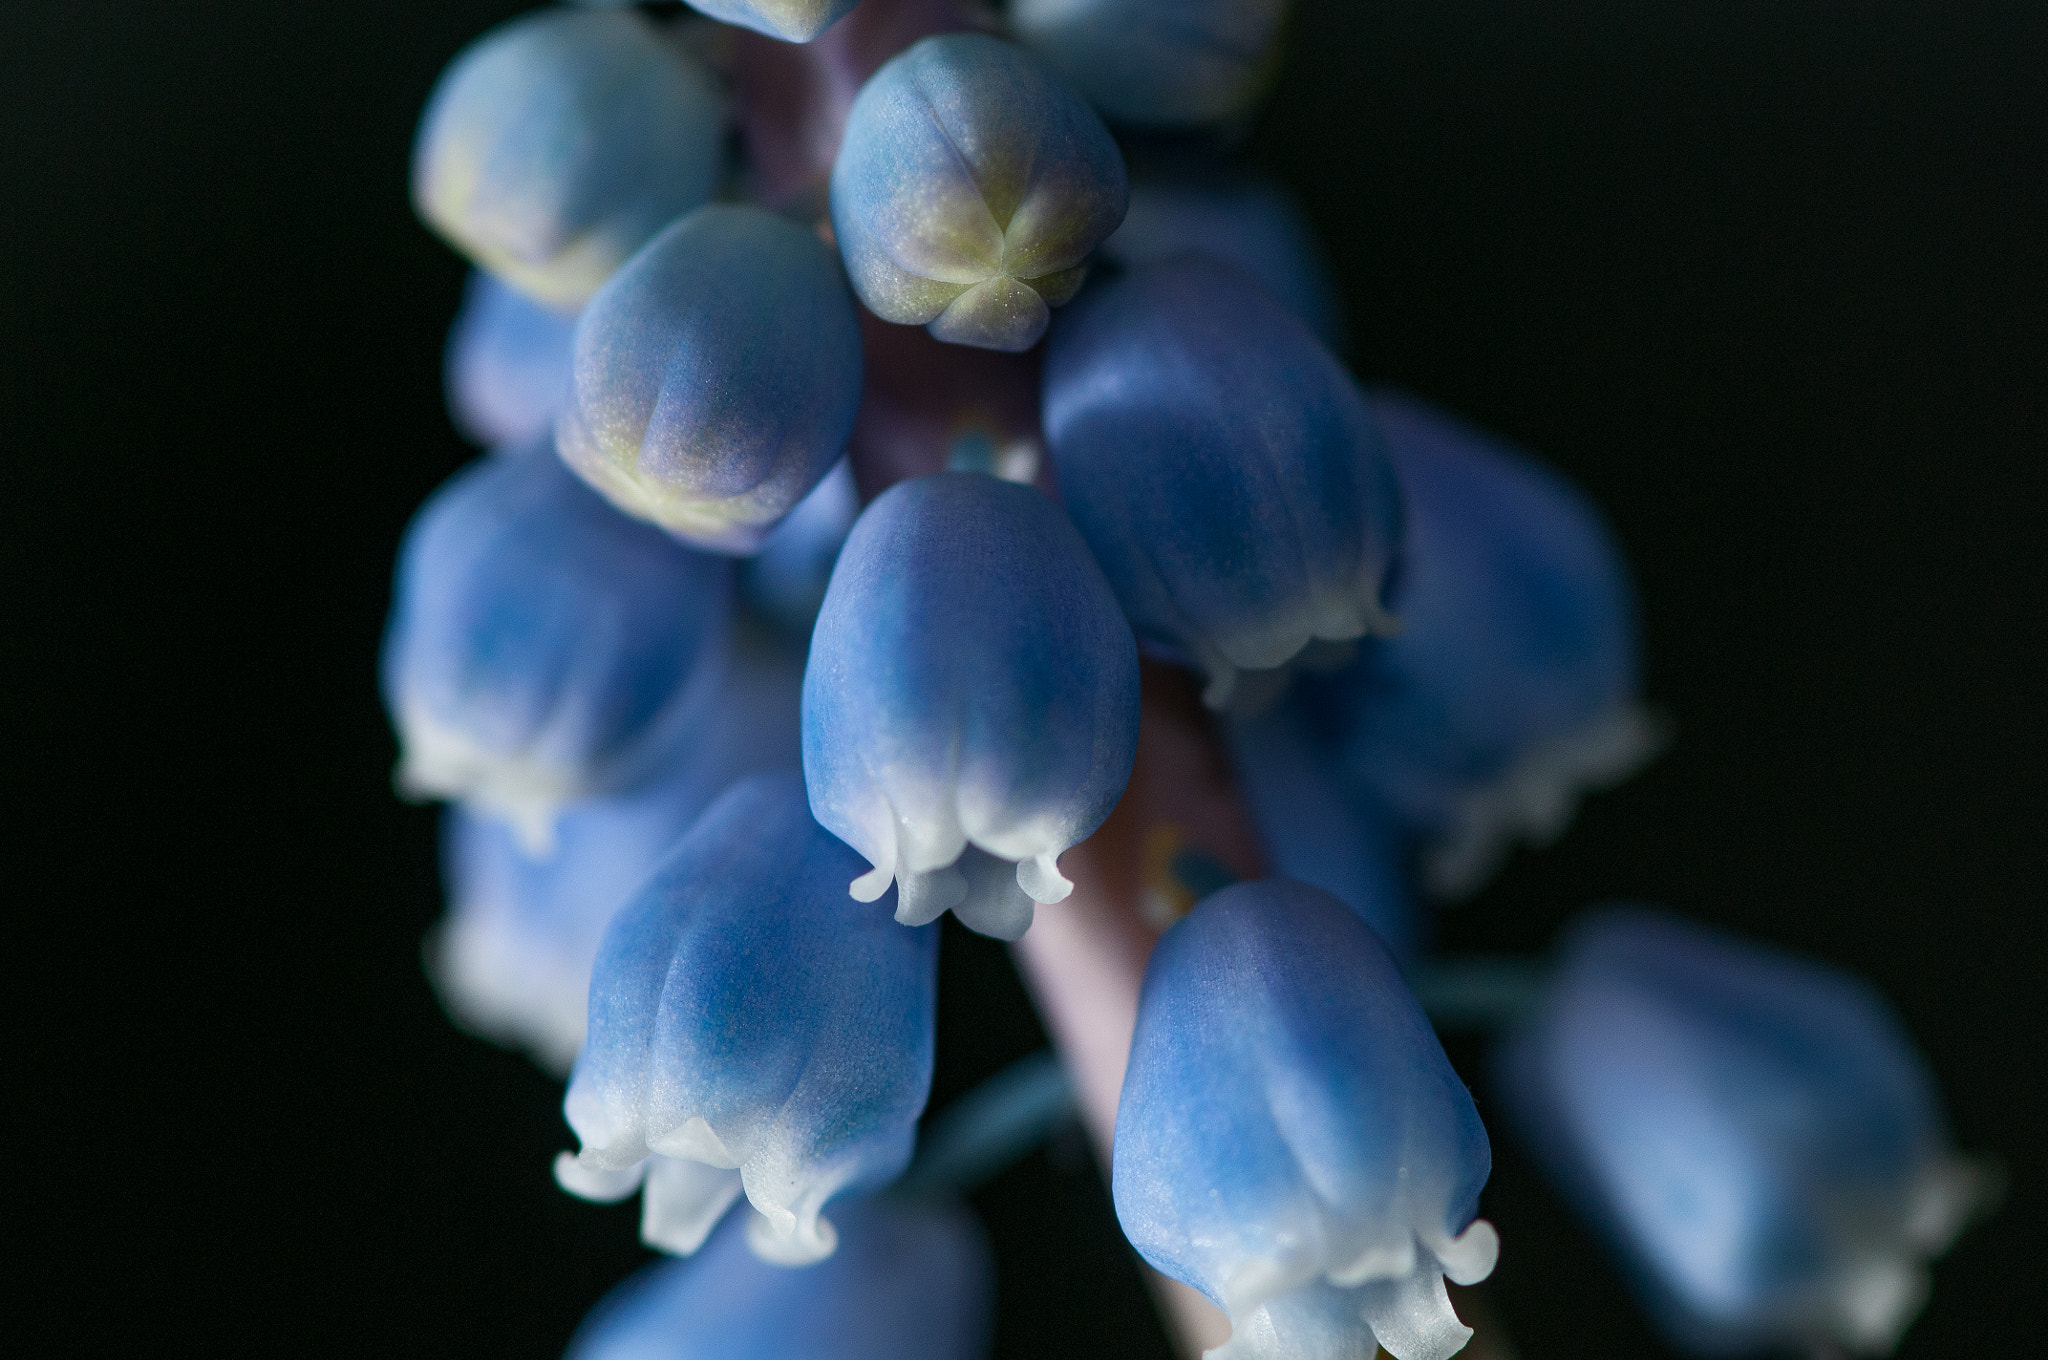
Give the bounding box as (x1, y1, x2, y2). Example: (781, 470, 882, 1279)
(564, 775, 937, 1264)
(802, 473, 1139, 939)
(831, 34, 1127, 351)
(558, 204, 865, 552)
(381, 444, 732, 850)
(1043, 256, 1402, 707)
(412, 9, 725, 308)
(1495, 907, 1992, 1356)
(1114, 880, 1497, 1360)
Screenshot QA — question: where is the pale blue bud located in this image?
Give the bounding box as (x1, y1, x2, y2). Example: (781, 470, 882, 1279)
(563, 775, 937, 1264)
(444, 270, 577, 449)
(802, 473, 1139, 939)
(1114, 881, 1498, 1360)
(558, 204, 865, 552)
(1495, 907, 1992, 1356)
(412, 8, 725, 308)
(1043, 256, 1402, 707)
(429, 637, 803, 1074)
(381, 444, 732, 851)
(1297, 391, 1663, 898)
(830, 34, 1127, 351)
(1010, 0, 1288, 128)
(566, 1197, 992, 1360)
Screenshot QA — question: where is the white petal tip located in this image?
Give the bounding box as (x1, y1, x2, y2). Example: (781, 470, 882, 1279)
(552, 1152, 645, 1204)
(849, 864, 893, 903)
(1015, 852, 1072, 904)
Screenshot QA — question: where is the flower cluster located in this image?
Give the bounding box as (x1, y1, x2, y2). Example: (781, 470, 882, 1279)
(388, 3, 1986, 1357)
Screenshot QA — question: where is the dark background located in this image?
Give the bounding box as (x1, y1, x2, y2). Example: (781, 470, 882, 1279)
(6, 1, 2043, 1355)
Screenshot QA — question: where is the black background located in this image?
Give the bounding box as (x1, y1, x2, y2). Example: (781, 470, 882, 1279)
(6, 1, 2043, 1355)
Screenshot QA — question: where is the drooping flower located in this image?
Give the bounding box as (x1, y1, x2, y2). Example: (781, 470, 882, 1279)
(1043, 255, 1402, 707)
(557, 204, 865, 552)
(566, 1196, 993, 1360)
(428, 635, 803, 1074)
(802, 472, 1139, 939)
(831, 33, 1127, 352)
(381, 443, 731, 850)
(1114, 880, 1498, 1360)
(443, 270, 578, 450)
(411, 8, 725, 308)
(1295, 390, 1663, 897)
(1494, 907, 1991, 1356)
(563, 774, 937, 1264)
(1009, 0, 1289, 128)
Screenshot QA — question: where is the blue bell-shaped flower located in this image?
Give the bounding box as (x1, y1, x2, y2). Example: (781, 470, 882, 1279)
(1043, 256, 1402, 708)
(802, 473, 1139, 940)
(566, 1196, 993, 1360)
(1114, 880, 1498, 1360)
(678, 0, 861, 45)
(830, 33, 1127, 352)
(411, 8, 725, 308)
(1494, 907, 1991, 1356)
(562, 774, 937, 1265)
(1009, 0, 1288, 128)
(444, 270, 577, 450)
(381, 443, 732, 850)
(1296, 391, 1663, 898)
(430, 635, 803, 1074)
(557, 204, 865, 552)
(1103, 170, 1345, 351)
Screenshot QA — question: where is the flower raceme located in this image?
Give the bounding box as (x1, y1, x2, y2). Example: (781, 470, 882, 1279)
(566, 1196, 993, 1360)
(801, 472, 1139, 940)
(831, 33, 1128, 352)
(1294, 391, 1663, 898)
(557, 203, 865, 553)
(381, 442, 731, 851)
(1496, 908, 1990, 1357)
(412, 8, 725, 309)
(1114, 881, 1498, 1360)
(564, 774, 937, 1266)
(1043, 255, 1404, 708)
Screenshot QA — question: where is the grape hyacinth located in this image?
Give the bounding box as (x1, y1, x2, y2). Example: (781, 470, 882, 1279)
(381, 441, 730, 850)
(411, 7, 725, 308)
(1115, 881, 1498, 1360)
(803, 472, 1138, 940)
(564, 774, 936, 1264)
(385, 3, 1989, 1356)
(1496, 908, 1993, 1356)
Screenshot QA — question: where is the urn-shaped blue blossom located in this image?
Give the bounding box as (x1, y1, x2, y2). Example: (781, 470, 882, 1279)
(802, 473, 1139, 940)
(411, 8, 725, 308)
(1296, 391, 1663, 897)
(557, 204, 865, 552)
(566, 1196, 993, 1360)
(1009, 0, 1289, 128)
(1495, 908, 1990, 1356)
(1043, 256, 1402, 708)
(1103, 171, 1344, 350)
(678, 0, 861, 45)
(830, 33, 1128, 352)
(444, 271, 577, 449)
(430, 636, 803, 1074)
(1114, 880, 1498, 1360)
(381, 444, 732, 850)
(563, 775, 937, 1265)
